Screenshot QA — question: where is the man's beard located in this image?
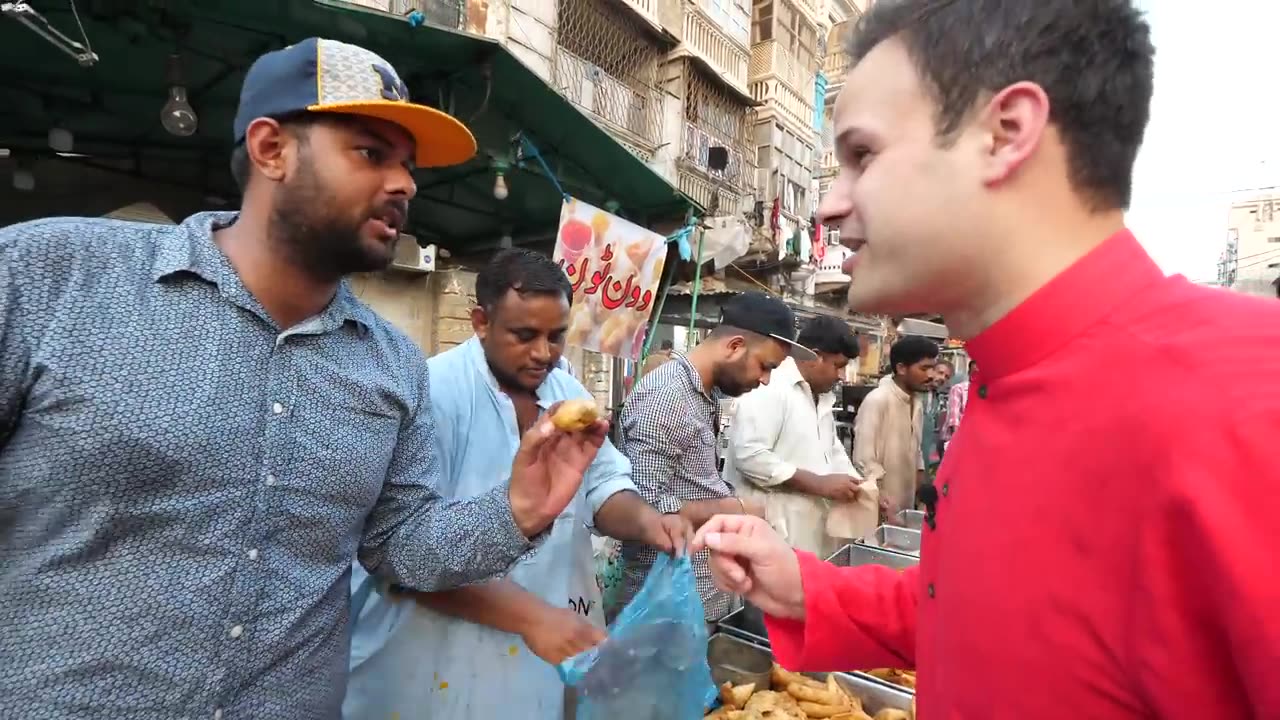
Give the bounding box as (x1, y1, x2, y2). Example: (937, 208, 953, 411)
(712, 360, 753, 398)
(269, 159, 396, 280)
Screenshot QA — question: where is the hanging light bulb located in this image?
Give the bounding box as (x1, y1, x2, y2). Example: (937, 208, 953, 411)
(161, 54, 198, 137)
(48, 127, 74, 153)
(12, 163, 35, 192)
(493, 171, 509, 200)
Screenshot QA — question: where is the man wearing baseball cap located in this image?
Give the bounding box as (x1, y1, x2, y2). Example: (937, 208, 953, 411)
(0, 39, 606, 718)
(616, 291, 816, 623)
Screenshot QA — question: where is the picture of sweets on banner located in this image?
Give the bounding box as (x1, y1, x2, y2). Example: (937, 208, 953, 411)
(555, 197, 668, 361)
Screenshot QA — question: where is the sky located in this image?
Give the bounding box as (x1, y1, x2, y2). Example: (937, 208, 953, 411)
(1126, 0, 1280, 282)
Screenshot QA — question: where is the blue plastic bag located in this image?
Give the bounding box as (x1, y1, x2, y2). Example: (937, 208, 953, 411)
(559, 554, 717, 720)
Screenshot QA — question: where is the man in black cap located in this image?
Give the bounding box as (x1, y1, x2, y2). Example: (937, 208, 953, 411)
(0, 38, 605, 719)
(616, 291, 816, 621)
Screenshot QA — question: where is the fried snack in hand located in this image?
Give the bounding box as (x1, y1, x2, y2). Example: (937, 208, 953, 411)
(550, 399, 600, 432)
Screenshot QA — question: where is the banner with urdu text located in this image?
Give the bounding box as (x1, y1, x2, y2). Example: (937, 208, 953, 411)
(553, 197, 667, 360)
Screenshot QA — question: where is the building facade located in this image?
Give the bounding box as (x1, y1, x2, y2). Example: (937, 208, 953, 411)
(1224, 195, 1280, 298)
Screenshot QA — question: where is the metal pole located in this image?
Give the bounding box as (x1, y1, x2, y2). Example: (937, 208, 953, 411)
(687, 227, 707, 337)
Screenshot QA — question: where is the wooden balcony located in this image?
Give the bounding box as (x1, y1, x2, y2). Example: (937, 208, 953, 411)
(677, 167, 748, 214)
(690, 0, 751, 49)
(824, 48, 850, 82)
(750, 39, 815, 97)
(680, 7, 751, 90)
(613, 0, 685, 39)
(750, 77, 815, 138)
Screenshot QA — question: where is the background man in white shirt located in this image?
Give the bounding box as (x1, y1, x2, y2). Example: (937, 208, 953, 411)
(723, 316, 862, 557)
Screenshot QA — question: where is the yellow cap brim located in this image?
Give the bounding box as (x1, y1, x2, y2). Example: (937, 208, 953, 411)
(306, 100, 478, 168)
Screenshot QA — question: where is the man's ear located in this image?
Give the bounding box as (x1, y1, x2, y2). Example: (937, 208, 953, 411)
(723, 334, 748, 358)
(975, 80, 1051, 186)
(471, 306, 489, 337)
(243, 117, 294, 184)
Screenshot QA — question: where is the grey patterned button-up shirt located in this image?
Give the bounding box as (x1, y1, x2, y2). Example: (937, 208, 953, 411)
(617, 354, 737, 621)
(0, 212, 532, 719)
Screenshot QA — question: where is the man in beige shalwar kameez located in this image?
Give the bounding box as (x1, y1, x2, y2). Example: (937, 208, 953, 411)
(724, 317, 863, 557)
(854, 336, 939, 521)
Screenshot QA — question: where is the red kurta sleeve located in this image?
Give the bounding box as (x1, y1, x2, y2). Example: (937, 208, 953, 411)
(763, 551, 919, 671)
(1131, 407, 1280, 718)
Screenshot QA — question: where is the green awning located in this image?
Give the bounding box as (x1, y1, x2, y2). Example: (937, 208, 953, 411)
(0, 1, 698, 247)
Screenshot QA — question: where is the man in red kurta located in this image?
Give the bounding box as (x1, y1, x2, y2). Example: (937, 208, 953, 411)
(691, 1, 1280, 718)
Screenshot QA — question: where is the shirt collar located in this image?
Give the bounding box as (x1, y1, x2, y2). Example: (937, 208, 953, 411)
(153, 211, 374, 333)
(964, 229, 1164, 381)
(878, 375, 918, 406)
(671, 352, 715, 402)
(463, 336, 558, 410)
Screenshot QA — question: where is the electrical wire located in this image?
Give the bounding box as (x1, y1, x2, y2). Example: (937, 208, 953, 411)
(67, 0, 92, 56)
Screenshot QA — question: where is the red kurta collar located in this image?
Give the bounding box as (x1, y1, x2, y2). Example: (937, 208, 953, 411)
(965, 229, 1165, 380)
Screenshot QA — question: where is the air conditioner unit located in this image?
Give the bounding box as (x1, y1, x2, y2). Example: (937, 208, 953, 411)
(391, 233, 437, 273)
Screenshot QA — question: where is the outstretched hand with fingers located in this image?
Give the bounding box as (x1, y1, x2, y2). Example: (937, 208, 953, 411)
(690, 514, 806, 620)
(508, 401, 610, 538)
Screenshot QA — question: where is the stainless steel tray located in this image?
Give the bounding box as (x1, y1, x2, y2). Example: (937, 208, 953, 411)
(706, 633, 915, 709)
(827, 543, 919, 570)
(707, 632, 772, 689)
(860, 524, 921, 556)
(715, 544, 919, 646)
(897, 509, 926, 530)
(715, 603, 769, 647)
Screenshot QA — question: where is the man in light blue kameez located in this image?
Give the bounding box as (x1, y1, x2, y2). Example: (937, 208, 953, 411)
(345, 249, 690, 719)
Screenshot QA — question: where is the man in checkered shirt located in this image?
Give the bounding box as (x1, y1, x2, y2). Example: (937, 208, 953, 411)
(618, 292, 816, 622)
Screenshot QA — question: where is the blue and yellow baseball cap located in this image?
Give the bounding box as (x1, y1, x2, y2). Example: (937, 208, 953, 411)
(232, 38, 477, 168)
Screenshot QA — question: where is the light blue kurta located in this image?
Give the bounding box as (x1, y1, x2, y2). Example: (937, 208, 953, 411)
(344, 337, 635, 719)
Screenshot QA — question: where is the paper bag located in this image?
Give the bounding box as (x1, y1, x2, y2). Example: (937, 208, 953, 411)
(826, 480, 880, 540)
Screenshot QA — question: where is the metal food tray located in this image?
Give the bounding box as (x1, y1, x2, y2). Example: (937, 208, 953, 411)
(826, 543, 919, 570)
(859, 524, 921, 556)
(897, 509, 926, 530)
(715, 545, 918, 646)
(706, 633, 916, 710)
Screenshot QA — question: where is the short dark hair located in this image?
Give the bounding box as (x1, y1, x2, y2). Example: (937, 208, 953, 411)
(968, 360, 978, 373)
(889, 335, 939, 370)
(847, 0, 1154, 211)
(936, 359, 954, 372)
(230, 143, 250, 193)
(659, 339, 674, 351)
(475, 248, 573, 311)
(796, 316, 858, 359)
(708, 324, 767, 344)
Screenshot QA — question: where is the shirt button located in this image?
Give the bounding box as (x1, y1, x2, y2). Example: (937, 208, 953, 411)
(977, 385, 988, 399)
(271, 402, 284, 415)
(927, 583, 936, 598)
(229, 624, 244, 639)
(247, 548, 260, 561)
(941, 483, 949, 497)
(265, 474, 277, 486)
